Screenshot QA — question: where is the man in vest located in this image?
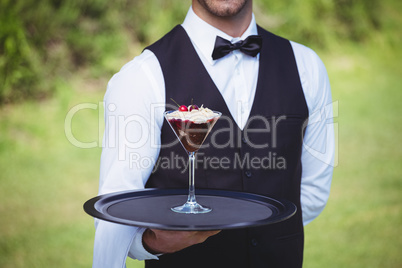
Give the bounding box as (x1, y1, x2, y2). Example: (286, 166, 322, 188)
(93, 1, 335, 267)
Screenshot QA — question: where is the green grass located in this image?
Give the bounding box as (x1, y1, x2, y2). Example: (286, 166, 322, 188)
(303, 44, 402, 267)
(0, 73, 145, 267)
(1, 42, 401, 267)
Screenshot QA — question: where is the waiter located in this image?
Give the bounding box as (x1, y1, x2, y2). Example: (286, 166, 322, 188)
(93, 1, 334, 267)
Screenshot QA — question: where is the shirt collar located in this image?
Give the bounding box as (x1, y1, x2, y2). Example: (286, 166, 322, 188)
(182, 6, 258, 66)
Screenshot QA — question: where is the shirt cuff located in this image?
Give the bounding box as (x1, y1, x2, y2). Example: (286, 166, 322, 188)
(128, 228, 160, 261)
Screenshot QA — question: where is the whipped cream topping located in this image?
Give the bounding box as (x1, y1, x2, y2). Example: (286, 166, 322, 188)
(166, 106, 220, 123)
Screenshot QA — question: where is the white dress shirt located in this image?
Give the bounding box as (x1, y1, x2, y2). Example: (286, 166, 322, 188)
(93, 6, 334, 267)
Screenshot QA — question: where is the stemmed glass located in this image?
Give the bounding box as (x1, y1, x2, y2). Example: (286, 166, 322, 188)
(164, 110, 221, 214)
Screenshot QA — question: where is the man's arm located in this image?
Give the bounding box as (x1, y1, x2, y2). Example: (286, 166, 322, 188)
(93, 50, 165, 265)
(291, 42, 335, 225)
(94, 50, 220, 263)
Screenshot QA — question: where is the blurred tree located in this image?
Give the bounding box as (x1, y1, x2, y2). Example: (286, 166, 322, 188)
(255, 0, 384, 47)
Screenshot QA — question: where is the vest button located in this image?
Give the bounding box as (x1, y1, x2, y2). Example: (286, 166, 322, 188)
(251, 238, 258, 247)
(245, 171, 252, 178)
(242, 137, 247, 144)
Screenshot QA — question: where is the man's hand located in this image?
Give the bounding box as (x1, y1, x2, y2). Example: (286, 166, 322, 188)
(143, 228, 221, 254)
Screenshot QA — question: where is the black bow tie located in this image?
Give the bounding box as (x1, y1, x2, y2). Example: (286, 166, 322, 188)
(212, 35, 263, 60)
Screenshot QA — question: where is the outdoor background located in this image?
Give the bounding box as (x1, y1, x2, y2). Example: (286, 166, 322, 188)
(1, 0, 401, 267)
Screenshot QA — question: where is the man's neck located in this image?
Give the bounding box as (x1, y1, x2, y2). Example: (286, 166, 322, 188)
(192, 1, 253, 38)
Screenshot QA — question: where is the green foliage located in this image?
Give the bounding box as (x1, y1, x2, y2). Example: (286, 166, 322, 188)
(0, 0, 42, 102)
(0, 0, 132, 103)
(122, 0, 189, 44)
(255, 0, 400, 47)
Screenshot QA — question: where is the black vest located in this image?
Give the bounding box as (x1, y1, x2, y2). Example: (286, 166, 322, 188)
(144, 25, 308, 268)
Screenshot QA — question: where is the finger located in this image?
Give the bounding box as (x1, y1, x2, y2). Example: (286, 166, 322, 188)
(151, 229, 200, 240)
(198, 230, 221, 236)
(192, 230, 221, 242)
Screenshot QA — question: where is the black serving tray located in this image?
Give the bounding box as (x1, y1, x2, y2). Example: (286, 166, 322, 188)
(83, 188, 296, 231)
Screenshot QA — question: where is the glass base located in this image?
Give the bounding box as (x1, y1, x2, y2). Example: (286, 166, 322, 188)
(171, 201, 212, 214)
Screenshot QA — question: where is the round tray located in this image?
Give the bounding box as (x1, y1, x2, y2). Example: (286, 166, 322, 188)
(83, 189, 296, 231)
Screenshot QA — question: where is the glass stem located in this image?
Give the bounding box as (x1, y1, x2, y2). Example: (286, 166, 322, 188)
(187, 151, 197, 204)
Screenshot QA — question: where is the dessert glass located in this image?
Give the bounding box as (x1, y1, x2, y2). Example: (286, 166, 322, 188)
(164, 110, 221, 214)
